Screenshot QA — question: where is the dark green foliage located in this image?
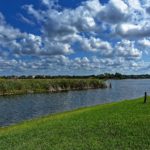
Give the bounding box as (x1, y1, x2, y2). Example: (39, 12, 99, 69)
(1, 73, 150, 80)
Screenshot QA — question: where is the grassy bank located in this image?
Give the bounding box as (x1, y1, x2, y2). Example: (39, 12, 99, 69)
(0, 78, 106, 96)
(0, 97, 150, 149)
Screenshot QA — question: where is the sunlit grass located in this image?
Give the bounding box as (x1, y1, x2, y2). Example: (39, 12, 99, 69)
(0, 97, 150, 149)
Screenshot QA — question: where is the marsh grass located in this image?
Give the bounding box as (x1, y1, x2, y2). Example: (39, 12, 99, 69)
(0, 78, 106, 96)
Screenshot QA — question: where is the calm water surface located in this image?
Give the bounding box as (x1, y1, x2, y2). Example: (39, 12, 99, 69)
(0, 79, 150, 126)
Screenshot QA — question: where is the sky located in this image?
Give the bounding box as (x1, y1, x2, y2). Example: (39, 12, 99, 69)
(0, 0, 150, 76)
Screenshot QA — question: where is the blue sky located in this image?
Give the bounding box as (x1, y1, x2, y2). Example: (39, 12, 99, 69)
(0, 0, 150, 75)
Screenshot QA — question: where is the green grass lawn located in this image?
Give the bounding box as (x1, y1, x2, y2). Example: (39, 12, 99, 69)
(0, 97, 150, 150)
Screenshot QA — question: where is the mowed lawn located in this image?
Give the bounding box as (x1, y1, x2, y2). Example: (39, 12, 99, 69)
(0, 97, 150, 150)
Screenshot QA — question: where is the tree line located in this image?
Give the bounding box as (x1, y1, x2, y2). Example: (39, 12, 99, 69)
(0, 73, 150, 79)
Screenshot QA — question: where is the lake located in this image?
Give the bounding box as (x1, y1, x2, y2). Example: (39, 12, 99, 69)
(0, 79, 150, 126)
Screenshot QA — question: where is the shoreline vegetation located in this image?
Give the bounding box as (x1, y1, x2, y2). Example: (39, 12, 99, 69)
(0, 97, 150, 149)
(0, 78, 106, 96)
